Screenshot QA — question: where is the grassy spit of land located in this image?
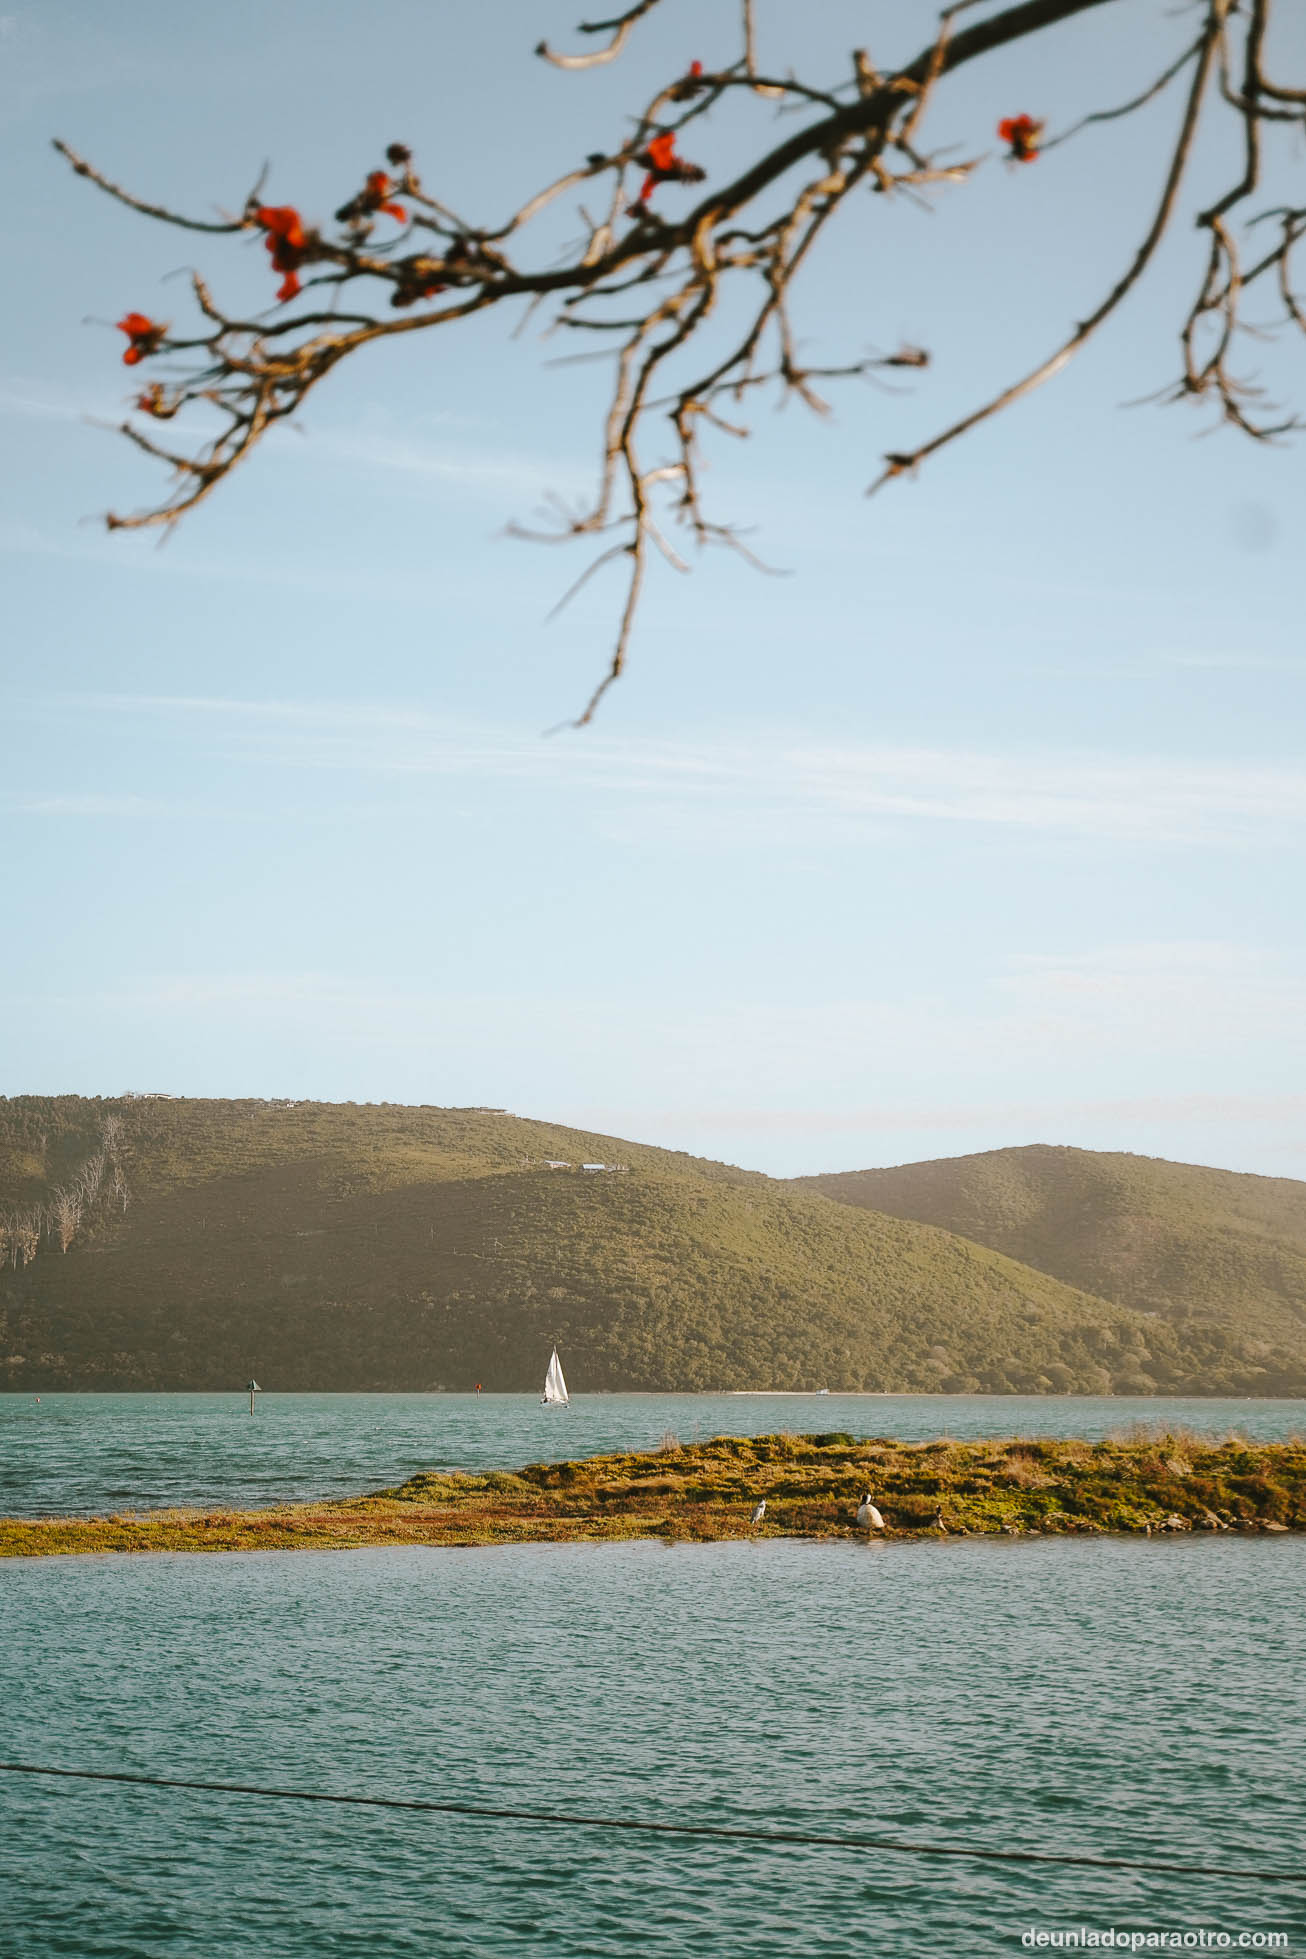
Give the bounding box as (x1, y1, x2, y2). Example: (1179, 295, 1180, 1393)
(4, 1430, 1305, 1558)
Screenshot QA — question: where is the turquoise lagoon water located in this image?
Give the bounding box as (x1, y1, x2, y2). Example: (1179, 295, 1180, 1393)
(2, 1536, 1303, 1957)
(3, 1392, 1304, 1518)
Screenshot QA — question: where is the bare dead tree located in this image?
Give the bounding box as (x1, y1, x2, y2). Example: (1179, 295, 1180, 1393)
(1, 1121, 132, 1268)
(100, 1113, 131, 1212)
(58, 0, 1304, 721)
(73, 1148, 106, 1208)
(13, 1214, 40, 1268)
(50, 1188, 82, 1254)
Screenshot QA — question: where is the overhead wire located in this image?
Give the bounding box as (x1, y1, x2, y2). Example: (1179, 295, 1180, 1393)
(0, 1762, 1301, 1883)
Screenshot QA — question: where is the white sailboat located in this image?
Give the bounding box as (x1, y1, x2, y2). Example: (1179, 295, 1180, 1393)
(541, 1347, 569, 1407)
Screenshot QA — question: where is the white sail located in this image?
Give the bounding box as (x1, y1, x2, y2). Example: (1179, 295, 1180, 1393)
(542, 1347, 569, 1405)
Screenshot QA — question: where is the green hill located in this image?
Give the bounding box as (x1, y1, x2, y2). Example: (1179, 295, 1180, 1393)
(794, 1144, 1306, 1390)
(1, 1101, 1302, 1394)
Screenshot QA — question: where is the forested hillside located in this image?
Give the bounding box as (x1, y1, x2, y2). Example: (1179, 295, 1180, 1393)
(1, 1101, 1301, 1394)
(795, 1144, 1306, 1391)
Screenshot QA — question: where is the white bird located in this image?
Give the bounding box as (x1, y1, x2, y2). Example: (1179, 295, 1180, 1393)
(749, 1500, 766, 1527)
(856, 1494, 885, 1531)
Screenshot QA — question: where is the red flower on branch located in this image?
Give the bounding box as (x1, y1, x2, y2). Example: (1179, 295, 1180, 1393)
(997, 114, 1044, 163)
(365, 171, 408, 222)
(634, 130, 706, 204)
(669, 58, 705, 102)
(256, 205, 309, 302)
(336, 171, 410, 227)
(642, 132, 678, 180)
(134, 382, 178, 418)
(116, 312, 167, 365)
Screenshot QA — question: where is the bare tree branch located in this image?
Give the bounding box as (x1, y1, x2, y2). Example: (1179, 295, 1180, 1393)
(537, 0, 667, 70)
(870, 3, 1225, 493)
(58, 0, 1306, 721)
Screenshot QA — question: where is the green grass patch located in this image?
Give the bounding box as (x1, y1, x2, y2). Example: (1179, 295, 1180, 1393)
(4, 1432, 1304, 1558)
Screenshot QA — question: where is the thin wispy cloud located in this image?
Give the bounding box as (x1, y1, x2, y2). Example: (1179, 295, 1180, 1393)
(0, 384, 87, 423)
(47, 693, 1306, 847)
(0, 375, 592, 504)
(1005, 940, 1257, 978)
(0, 521, 443, 600)
(299, 424, 594, 501)
(9, 792, 160, 817)
(114, 974, 398, 1012)
(57, 940, 1306, 1057)
(1152, 650, 1306, 673)
(996, 941, 1306, 1026)
(571, 1093, 1306, 1137)
(787, 745, 1306, 842)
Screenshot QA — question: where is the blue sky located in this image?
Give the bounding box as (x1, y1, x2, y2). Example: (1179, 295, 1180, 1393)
(3, 0, 1304, 1179)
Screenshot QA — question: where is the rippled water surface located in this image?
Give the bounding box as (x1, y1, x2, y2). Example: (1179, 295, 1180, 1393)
(2, 1537, 1302, 1957)
(3, 1392, 1304, 1518)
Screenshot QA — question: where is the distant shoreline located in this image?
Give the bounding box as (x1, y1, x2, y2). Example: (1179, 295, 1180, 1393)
(4, 1388, 1301, 1400)
(4, 1431, 1302, 1559)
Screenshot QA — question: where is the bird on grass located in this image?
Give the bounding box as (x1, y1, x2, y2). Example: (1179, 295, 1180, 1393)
(856, 1494, 885, 1531)
(749, 1500, 766, 1528)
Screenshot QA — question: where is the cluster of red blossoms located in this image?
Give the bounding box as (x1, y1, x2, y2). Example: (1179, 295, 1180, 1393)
(997, 114, 1043, 162)
(335, 169, 408, 227)
(116, 312, 167, 365)
(111, 96, 1044, 381)
(256, 205, 310, 303)
(116, 145, 432, 371)
(632, 129, 706, 209)
(252, 150, 414, 305)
